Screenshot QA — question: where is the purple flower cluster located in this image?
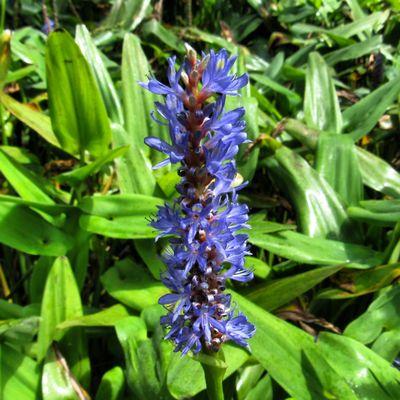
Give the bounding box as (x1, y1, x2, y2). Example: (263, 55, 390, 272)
(141, 47, 255, 355)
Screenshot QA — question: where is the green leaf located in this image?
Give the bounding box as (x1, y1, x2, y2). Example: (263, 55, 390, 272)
(357, 147, 400, 198)
(244, 375, 273, 400)
(316, 134, 363, 205)
(101, 0, 151, 31)
(246, 265, 342, 311)
(304, 52, 342, 133)
(57, 305, 129, 331)
(37, 257, 83, 361)
(329, 10, 389, 38)
(101, 258, 168, 311)
(46, 30, 111, 158)
(344, 285, 400, 346)
(0, 343, 40, 400)
(348, 200, 400, 226)
(75, 25, 124, 125)
(42, 345, 88, 400)
(248, 228, 383, 268)
(0, 92, 61, 149)
(167, 343, 249, 399)
(0, 202, 72, 256)
(266, 146, 358, 242)
(115, 316, 161, 399)
(0, 316, 40, 344)
(0, 148, 57, 205)
(232, 291, 358, 400)
(95, 367, 125, 400)
(317, 332, 400, 399)
(325, 35, 382, 66)
(236, 364, 265, 400)
(121, 34, 167, 162)
(78, 194, 162, 239)
(112, 123, 156, 195)
(317, 263, 400, 300)
(135, 239, 165, 279)
(342, 77, 400, 140)
(141, 19, 185, 53)
(284, 119, 400, 198)
(244, 256, 271, 279)
(56, 146, 129, 186)
(251, 73, 302, 106)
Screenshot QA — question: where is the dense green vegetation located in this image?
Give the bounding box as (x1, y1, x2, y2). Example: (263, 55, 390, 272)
(1, 1, 400, 399)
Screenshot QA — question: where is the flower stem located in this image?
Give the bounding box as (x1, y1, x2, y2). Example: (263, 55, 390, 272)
(200, 350, 226, 400)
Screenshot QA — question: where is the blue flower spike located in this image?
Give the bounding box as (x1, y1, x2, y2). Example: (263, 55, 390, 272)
(141, 44, 255, 356)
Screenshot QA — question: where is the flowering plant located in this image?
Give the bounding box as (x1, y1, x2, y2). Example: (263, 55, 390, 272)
(141, 46, 255, 356)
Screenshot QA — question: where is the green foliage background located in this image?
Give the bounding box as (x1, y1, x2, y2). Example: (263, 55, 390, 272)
(0, 0, 400, 399)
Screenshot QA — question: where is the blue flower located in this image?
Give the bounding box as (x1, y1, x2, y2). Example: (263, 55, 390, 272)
(142, 46, 255, 355)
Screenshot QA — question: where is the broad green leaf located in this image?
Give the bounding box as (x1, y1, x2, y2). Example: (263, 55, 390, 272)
(329, 10, 388, 38)
(357, 147, 400, 198)
(79, 214, 156, 239)
(248, 229, 383, 268)
(325, 35, 382, 66)
(0, 194, 70, 214)
(75, 25, 124, 125)
(245, 256, 271, 279)
(115, 316, 161, 399)
(0, 145, 39, 164)
(112, 123, 156, 195)
(42, 346, 81, 400)
(304, 52, 342, 133)
(246, 265, 342, 311)
(37, 257, 83, 361)
(343, 77, 400, 141)
(232, 291, 358, 400)
(101, 258, 168, 310)
(251, 73, 302, 106)
(0, 316, 40, 344)
(0, 148, 53, 204)
(122, 34, 166, 162)
(101, 0, 151, 31)
(141, 19, 185, 53)
(316, 134, 363, 205)
(249, 214, 296, 234)
(372, 328, 400, 363)
(46, 31, 111, 158)
(79, 194, 162, 239)
(79, 193, 162, 217)
(0, 202, 72, 256)
(96, 367, 125, 400)
(135, 239, 165, 279)
(167, 343, 249, 399)
(0, 343, 40, 400)
(266, 146, 358, 242)
(29, 256, 53, 303)
(245, 375, 273, 400)
(10, 27, 46, 83)
(184, 27, 236, 52)
(284, 119, 400, 198)
(348, 202, 400, 226)
(57, 305, 129, 331)
(56, 146, 129, 186)
(317, 263, 400, 299)
(236, 364, 265, 400)
(0, 92, 61, 149)
(5, 65, 36, 83)
(238, 97, 260, 182)
(317, 332, 400, 399)
(345, 285, 400, 346)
